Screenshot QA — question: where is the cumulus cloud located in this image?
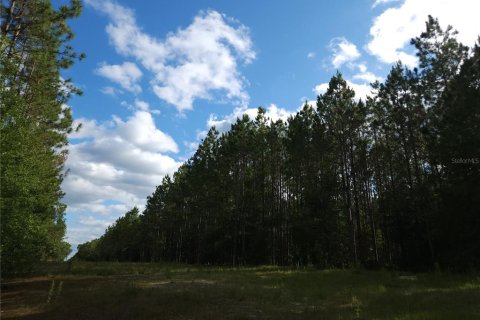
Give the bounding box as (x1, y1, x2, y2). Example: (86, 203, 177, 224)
(207, 104, 294, 133)
(367, 0, 480, 68)
(80, 216, 114, 228)
(183, 104, 301, 155)
(307, 52, 316, 59)
(96, 62, 143, 93)
(86, 0, 255, 111)
(314, 80, 373, 101)
(63, 110, 181, 248)
(315, 0, 479, 103)
(329, 37, 361, 68)
(313, 83, 329, 96)
(353, 71, 382, 83)
(346, 81, 375, 101)
(117, 111, 178, 153)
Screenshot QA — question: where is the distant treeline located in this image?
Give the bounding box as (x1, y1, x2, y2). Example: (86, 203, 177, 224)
(76, 17, 480, 271)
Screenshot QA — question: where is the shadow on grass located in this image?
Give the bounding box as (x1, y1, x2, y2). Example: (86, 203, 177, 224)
(2, 262, 479, 320)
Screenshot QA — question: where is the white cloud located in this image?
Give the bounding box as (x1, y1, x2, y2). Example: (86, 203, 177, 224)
(367, 0, 480, 68)
(313, 83, 329, 96)
(184, 141, 200, 153)
(307, 52, 316, 59)
(64, 110, 182, 248)
(356, 63, 368, 73)
(79, 216, 113, 227)
(87, 0, 255, 111)
(346, 81, 374, 101)
(117, 111, 177, 153)
(96, 62, 143, 93)
(329, 37, 361, 68)
(314, 81, 373, 101)
(100, 86, 123, 96)
(134, 99, 149, 112)
(183, 104, 301, 158)
(353, 71, 382, 83)
(67, 227, 105, 249)
(121, 99, 161, 115)
(372, 0, 400, 8)
(196, 130, 208, 141)
(207, 104, 294, 133)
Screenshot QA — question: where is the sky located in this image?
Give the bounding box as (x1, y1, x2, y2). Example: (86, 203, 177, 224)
(59, 0, 480, 253)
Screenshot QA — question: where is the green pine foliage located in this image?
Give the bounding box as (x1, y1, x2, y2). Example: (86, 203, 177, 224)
(1, 0, 83, 275)
(73, 17, 478, 271)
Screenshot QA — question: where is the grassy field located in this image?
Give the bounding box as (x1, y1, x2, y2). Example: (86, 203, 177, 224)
(1, 261, 479, 319)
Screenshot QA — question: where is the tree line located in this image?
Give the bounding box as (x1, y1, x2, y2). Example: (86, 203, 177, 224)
(76, 17, 477, 271)
(1, 0, 83, 275)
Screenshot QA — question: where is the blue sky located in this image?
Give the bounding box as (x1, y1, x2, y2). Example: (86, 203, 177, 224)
(60, 0, 480, 252)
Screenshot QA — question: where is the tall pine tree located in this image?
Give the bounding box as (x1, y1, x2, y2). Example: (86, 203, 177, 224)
(1, 0, 83, 275)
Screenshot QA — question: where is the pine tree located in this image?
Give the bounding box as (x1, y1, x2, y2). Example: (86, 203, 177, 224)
(435, 42, 480, 269)
(1, 0, 83, 275)
(73, 17, 480, 272)
(316, 73, 365, 266)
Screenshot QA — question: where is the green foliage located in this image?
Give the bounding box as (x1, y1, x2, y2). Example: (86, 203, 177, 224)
(76, 17, 479, 272)
(77, 208, 142, 262)
(1, 0, 82, 275)
(76, 239, 101, 261)
(433, 42, 480, 270)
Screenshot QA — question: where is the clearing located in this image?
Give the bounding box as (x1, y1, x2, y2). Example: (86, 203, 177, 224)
(1, 262, 479, 319)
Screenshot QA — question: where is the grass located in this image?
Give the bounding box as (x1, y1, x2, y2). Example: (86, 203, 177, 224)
(1, 261, 479, 319)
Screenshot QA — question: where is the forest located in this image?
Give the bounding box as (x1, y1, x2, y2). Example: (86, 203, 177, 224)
(1, 1, 480, 318)
(75, 17, 480, 271)
(0, 0, 479, 277)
